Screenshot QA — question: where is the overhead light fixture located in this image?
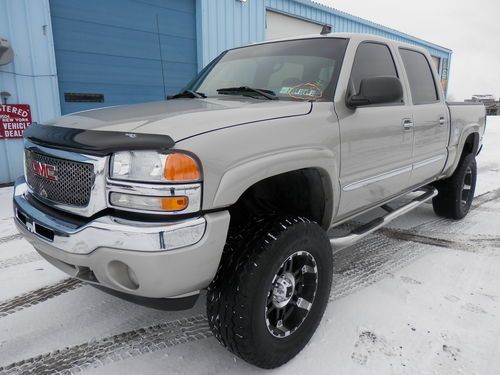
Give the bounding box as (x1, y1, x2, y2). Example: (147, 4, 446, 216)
(320, 25, 332, 35)
(1, 91, 11, 105)
(0, 37, 14, 66)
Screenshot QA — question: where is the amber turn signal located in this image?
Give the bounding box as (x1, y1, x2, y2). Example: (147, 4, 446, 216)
(164, 153, 201, 182)
(161, 196, 189, 211)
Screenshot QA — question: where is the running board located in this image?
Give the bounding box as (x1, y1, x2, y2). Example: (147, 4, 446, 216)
(330, 187, 438, 249)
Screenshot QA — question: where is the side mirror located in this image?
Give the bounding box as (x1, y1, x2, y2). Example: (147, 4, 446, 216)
(347, 76, 403, 108)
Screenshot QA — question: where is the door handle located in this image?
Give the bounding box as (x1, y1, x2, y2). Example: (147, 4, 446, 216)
(439, 116, 446, 125)
(402, 119, 414, 130)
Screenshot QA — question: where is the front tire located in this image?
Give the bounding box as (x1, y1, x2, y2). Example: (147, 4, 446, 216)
(206, 216, 333, 369)
(433, 153, 477, 220)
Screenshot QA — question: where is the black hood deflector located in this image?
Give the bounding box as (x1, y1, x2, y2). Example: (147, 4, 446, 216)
(24, 124, 175, 156)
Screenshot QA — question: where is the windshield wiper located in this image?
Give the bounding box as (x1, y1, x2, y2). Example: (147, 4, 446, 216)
(168, 90, 206, 100)
(216, 86, 278, 100)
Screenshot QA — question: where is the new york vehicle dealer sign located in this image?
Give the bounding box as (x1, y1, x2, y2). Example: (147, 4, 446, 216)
(0, 104, 32, 139)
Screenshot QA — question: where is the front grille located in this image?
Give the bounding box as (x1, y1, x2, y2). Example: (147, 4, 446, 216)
(25, 150, 95, 207)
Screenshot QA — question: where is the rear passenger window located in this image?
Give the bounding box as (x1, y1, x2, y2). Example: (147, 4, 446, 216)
(350, 42, 399, 98)
(400, 49, 439, 105)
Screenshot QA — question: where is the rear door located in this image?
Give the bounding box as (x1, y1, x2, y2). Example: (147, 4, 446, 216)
(399, 48, 449, 185)
(337, 42, 414, 217)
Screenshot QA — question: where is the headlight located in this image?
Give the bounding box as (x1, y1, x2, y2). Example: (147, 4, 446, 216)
(108, 151, 202, 214)
(111, 151, 201, 183)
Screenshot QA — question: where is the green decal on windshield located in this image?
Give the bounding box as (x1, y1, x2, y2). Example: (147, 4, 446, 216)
(280, 87, 292, 95)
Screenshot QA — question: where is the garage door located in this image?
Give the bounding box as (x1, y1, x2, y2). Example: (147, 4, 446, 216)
(266, 11, 324, 41)
(50, 0, 198, 114)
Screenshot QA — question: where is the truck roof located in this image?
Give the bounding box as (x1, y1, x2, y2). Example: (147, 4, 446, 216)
(249, 32, 433, 57)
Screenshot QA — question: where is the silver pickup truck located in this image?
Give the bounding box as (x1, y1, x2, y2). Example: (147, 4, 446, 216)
(13, 33, 485, 368)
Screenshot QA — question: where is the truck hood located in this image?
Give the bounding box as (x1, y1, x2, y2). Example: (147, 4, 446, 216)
(44, 98, 312, 142)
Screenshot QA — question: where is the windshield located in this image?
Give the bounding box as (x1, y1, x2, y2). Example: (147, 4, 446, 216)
(188, 38, 349, 101)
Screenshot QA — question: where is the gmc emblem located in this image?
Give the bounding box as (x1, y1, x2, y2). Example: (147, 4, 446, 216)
(32, 161, 58, 181)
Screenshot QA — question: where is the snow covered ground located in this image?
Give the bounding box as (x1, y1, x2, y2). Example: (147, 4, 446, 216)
(0, 117, 499, 375)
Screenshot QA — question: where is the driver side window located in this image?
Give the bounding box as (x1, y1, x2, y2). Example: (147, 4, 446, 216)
(350, 42, 399, 97)
(268, 62, 305, 89)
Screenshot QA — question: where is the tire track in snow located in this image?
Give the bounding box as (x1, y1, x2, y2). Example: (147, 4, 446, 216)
(0, 235, 429, 373)
(330, 234, 429, 301)
(0, 252, 42, 270)
(0, 278, 82, 318)
(0, 315, 211, 375)
(412, 187, 500, 233)
(379, 188, 500, 252)
(472, 186, 500, 208)
(0, 234, 23, 246)
(328, 187, 500, 301)
(380, 228, 500, 253)
(1, 187, 498, 372)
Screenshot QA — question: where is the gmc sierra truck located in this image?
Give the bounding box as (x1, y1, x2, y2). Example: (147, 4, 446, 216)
(13, 33, 486, 368)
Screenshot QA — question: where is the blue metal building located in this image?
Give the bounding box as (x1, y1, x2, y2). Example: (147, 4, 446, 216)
(0, 0, 452, 184)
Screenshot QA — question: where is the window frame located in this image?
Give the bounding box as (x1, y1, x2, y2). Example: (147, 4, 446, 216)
(399, 47, 441, 106)
(347, 41, 405, 108)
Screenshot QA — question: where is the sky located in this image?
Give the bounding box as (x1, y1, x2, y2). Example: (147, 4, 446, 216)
(314, 0, 500, 101)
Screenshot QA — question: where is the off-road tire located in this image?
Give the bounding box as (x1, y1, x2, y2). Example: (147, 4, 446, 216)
(433, 153, 477, 220)
(206, 216, 333, 369)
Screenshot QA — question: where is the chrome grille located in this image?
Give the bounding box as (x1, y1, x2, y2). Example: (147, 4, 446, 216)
(25, 150, 95, 207)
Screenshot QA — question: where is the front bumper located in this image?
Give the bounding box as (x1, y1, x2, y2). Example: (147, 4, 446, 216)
(13, 177, 230, 299)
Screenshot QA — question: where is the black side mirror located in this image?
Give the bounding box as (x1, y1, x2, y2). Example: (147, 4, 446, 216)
(347, 76, 403, 108)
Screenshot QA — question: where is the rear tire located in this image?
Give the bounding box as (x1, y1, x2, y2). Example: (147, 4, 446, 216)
(432, 153, 477, 220)
(206, 216, 333, 369)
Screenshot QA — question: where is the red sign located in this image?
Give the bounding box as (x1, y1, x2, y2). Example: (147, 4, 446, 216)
(0, 104, 32, 139)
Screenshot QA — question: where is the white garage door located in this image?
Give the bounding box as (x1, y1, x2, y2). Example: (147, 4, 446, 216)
(266, 11, 324, 41)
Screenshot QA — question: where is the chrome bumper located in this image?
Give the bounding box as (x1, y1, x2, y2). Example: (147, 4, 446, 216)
(13, 177, 206, 255)
(13, 177, 231, 298)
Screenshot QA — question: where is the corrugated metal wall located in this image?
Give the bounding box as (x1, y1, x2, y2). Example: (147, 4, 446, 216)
(266, 0, 451, 58)
(196, 0, 266, 67)
(0, 0, 61, 184)
(50, 0, 198, 114)
(0, 0, 453, 184)
(197, 0, 452, 72)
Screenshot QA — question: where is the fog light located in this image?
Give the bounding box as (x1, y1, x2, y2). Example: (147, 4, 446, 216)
(108, 260, 139, 290)
(110, 192, 189, 212)
(127, 266, 139, 287)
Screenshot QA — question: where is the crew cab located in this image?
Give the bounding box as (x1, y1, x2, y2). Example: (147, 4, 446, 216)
(13, 33, 486, 368)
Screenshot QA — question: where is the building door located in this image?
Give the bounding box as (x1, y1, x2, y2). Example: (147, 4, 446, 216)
(50, 0, 198, 114)
(265, 10, 324, 40)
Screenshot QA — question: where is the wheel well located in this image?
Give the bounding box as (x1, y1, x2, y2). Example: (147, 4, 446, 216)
(229, 168, 332, 230)
(462, 133, 479, 159)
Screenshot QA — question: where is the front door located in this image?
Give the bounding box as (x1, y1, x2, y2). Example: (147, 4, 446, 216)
(337, 42, 414, 217)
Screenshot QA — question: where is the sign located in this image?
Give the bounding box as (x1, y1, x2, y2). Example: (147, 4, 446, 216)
(0, 104, 32, 139)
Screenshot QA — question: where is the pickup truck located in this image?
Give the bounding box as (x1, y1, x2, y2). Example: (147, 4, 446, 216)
(13, 33, 486, 368)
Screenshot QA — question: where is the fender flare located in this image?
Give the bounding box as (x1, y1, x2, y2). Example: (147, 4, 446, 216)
(444, 124, 480, 177)
(212, 148, 339, 226)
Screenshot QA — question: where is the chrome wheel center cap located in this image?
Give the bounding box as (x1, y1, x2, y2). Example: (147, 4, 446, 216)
(272, 273, 295, 308)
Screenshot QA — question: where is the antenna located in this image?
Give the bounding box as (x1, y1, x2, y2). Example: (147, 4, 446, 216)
(320, 25, 332, 35)
(156, 15, 168, 100)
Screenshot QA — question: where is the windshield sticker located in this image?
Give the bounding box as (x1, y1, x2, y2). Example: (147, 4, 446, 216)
(280, 87, 292, 95)
(286, 83, 323, 100)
